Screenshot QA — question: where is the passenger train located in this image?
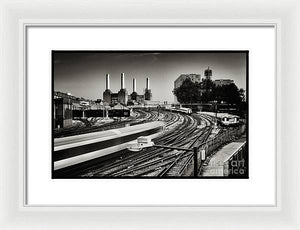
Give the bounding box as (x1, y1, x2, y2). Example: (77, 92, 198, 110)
(198, 112, 240, 127)
(166, 106, 192, 115)
(53, 121, 165, 171)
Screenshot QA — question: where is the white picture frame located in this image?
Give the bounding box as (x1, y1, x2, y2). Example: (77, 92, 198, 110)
(1, 0, 299, 229)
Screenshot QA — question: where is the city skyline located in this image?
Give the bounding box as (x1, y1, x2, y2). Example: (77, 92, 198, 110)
(53, 52, 247, 102)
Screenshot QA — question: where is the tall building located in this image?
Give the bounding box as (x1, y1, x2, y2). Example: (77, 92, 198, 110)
(173, 74, 201, 103)
(54, 98, 73, 129)
(174, 74, 201, 89)
(213, 79, 234, 87)
(53, 92, 75, 129)
(204, 67, 212, 80)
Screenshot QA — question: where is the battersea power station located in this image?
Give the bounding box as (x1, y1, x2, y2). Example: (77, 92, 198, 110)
(103, 73, 152, 105)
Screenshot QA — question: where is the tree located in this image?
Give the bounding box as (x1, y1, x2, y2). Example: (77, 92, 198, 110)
(173, 78, 201, 103)
(199, 78, 215, 103)
(201, 78, 215, 91)
(238, 88, 246, 102)
(173, 78, 246, 111)
(211, 83, 244, 105)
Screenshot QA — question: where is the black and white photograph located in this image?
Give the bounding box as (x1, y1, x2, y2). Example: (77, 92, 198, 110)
(52, 51, 248, 179)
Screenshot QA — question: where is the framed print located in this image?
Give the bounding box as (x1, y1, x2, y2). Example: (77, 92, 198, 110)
(26, 26, 272, 206)
(1, 0, 300, 230)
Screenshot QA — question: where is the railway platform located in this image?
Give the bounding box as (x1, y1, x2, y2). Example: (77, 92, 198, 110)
(201, 139, 247, 177)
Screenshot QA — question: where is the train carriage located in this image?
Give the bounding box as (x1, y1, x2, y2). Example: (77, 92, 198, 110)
(165, 106, 192, 115)
(217, 113, 240, 126)
(54, 121, 165, 171)
(198, 111, 240, 126)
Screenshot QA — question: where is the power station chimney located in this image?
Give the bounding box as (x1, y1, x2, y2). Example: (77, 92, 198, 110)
(121, 73, 125, 89)
(146, 77, 150, 90)
(144, 77, 152, 101)
(103, 73, 112, 104)
(118, 73, 128, 104)
(133, 78, 136, 92)
(105, 74, 110, 90)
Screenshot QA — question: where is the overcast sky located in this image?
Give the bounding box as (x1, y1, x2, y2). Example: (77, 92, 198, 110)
(53, 52, 247, 102)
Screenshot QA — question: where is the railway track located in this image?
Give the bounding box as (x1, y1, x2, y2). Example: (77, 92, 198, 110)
(78, 111, 215, 178)
(78, 111, 183, 177)
(162, 126, 213, 177)
(118, 114, 214, 177)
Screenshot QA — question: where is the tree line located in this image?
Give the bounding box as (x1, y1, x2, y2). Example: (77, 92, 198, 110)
(173, 78, 247, 114)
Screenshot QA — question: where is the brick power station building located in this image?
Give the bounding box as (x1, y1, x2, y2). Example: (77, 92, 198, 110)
(103, 73, 152, 105)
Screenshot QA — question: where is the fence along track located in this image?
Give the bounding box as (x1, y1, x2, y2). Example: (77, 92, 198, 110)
(177, 125, 245, 177)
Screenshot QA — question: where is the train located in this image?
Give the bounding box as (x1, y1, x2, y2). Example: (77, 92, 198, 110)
(217, 113, 240, 126)
(166, 106, 192, 115)
(53, 121, 165, 171)
(198, 112, 240, 126)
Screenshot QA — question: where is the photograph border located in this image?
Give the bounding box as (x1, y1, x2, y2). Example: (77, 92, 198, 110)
(51, 50, 249, 180)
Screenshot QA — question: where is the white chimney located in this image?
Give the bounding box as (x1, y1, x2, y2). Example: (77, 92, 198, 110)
(105, 74, 110, 90)
(146, 77, 150, 90)
(133, 78, 136, 92)
(121, 73, 125, 89)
